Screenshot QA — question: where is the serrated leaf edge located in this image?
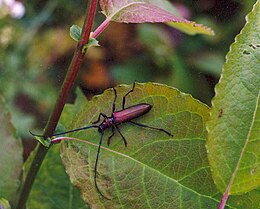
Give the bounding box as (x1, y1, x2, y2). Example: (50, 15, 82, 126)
(207, 1, 260, 207)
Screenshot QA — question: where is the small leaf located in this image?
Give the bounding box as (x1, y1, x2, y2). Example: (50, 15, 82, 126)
(0, 96, 23, 203)
(99, 0, 214, 35)
(70, 25, 82, 41)
(59, 83, 226, 208)
(207, 0, 260, 204)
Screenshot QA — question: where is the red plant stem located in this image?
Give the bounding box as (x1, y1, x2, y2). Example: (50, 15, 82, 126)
(92, 17, 111, 39)
(44, 2, 97, 137)
(218, 189, 229, 209)
(15, 1, 98, 209)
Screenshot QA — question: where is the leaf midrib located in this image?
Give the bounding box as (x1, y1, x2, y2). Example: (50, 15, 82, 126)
(66, 137, 221, 204)
(225, 90, 260, 194)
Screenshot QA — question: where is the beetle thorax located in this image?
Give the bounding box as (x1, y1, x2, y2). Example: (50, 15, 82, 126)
(98, 117, 114, 132)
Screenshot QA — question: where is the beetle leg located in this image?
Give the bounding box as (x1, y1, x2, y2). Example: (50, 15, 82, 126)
(122, 82, 136, 109)
(107, 126, 115, 146)
(112, 88, 117, 113)
(92, 113, 108, 124)
(94, 131, 111, 200)
(114, 124, 127, 147)
(129, 120, 173, 137)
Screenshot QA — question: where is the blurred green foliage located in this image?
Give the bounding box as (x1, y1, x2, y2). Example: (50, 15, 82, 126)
(0, 1, 258, 208)
(0, 0, 256, 148)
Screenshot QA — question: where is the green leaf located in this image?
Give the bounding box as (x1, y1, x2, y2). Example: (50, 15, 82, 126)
(167, 21, 214, 36)
(26, 144, 89, 209)
(0, 96, 23, 203)
(99, 0, 214, 35)
(70, 25, 82, 41)
(227, 189, 260, 209)
(59, 83, 225, 208)
(207, 0, 260, 203)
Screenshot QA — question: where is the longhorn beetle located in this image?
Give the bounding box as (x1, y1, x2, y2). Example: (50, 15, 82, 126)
(31, 82, 173, 199)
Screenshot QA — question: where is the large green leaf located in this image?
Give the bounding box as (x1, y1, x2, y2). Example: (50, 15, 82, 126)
(207, 0, 260, 205)
(0, 96, 23, 203)
(26, 144, 89, 209)
(59, 83, 224, 208)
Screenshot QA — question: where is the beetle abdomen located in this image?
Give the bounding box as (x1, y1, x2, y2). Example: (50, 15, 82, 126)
(113, 103, 152, 124)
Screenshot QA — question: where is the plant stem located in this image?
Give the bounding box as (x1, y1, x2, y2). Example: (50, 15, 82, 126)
(15, 1, 98, 208)
(218, 189, 229, 209)
(92, 17, 111, 39)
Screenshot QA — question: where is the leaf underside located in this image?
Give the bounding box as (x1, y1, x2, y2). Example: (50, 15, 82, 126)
(99, 0, 214, 35)
(206, 0, 260, 204)
(59, 83, 227, 208)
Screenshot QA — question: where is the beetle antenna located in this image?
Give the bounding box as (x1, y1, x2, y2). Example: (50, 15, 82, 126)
(94, 131, 111, 200)
(29, 125, 99, 138)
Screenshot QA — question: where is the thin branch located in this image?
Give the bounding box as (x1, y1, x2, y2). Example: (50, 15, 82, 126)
(15, 1, 98, 208)
(92, 17, 111, 39)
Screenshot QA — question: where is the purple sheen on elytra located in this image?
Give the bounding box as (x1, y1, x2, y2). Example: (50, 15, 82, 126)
(113, 103, 152, 123)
